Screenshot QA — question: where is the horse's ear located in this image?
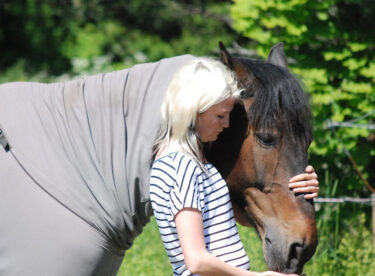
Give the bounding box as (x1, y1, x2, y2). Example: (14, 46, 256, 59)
(267, 42, 288, 69)
(218, 41, 246, 81)
(219, 41, 234, 70)
(219, 41, 258, 96)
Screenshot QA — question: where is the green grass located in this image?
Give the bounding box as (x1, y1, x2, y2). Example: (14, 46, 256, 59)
(118, 212, 375, 276)
(117, 217, 172, 276)
(117, 217, 267, 275)
(303, 212, 375, 276)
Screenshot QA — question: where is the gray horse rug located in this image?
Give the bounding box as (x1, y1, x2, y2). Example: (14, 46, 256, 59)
(0, 55, 194, 275)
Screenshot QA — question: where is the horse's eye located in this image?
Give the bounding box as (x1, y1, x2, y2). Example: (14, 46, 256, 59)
(255, 133, 277, 147)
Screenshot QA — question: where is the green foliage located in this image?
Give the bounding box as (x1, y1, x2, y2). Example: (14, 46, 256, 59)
(231, 0, 375, 197)
(0, 0, 73, 74)
(230, 5, 375, 273)
(302, 171, 375, 275)
(305, 209, 375, 276)
(0, 0, 237, 79)
(0, 59, 58, 83)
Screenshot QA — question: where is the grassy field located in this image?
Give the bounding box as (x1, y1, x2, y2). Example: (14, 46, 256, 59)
(118, 212, 375, 276)
(118, 217, 267, 276)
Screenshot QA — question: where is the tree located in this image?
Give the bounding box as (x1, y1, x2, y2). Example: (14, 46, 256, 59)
(0, 0, 238, 78)
(231, 0, 375, 197)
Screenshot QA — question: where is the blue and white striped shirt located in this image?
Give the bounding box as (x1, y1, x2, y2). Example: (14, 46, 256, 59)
(150, 152, 250, 276)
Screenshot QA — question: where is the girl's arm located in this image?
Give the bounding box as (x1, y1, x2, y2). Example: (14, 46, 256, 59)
(289, 165, 319, 199)
(175, 208, 298, 276)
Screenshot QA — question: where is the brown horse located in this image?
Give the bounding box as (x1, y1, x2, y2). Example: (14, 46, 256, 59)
(0, 42, 316, 275)
(205, 43, 317, 274)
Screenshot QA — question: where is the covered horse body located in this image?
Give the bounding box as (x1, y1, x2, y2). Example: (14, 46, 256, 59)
(0, 55, 194, 275)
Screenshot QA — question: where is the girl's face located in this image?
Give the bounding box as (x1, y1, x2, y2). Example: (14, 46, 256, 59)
(194, 97, 236, 142)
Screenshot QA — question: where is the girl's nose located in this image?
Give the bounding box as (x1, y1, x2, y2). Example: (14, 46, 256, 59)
(223, 115, 230, 128)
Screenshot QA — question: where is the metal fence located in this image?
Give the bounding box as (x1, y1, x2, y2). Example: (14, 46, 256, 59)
(314, 196, 375, 205)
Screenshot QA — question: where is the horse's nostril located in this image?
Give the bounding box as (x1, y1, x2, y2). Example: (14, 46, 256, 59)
(288, 242, 304, 265)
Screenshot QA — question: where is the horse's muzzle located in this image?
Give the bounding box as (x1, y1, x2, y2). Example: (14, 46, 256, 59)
(263, 226, 317, 275)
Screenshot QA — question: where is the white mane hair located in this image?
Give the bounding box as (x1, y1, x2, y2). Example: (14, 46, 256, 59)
(153, 57, 242, 165)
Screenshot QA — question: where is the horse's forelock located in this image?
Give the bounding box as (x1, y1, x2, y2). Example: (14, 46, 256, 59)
(238, 58, 313, 145)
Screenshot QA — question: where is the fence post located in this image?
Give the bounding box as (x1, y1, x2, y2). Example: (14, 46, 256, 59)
(373, 193, 375, 250)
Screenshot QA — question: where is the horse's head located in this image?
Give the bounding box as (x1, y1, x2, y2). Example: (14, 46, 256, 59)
(205, 42, 317, 274)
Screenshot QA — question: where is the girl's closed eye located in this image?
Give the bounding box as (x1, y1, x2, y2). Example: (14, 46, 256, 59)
(217, 114, 224, 119)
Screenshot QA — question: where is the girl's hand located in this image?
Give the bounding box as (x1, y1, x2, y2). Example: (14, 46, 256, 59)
(288, 165, 319, 199)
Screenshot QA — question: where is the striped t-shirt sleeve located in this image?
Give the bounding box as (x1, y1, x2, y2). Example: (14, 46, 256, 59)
(170, 155, 205, 218)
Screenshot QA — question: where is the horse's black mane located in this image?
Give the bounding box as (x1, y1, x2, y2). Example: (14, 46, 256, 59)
(239, 57, 313, 145)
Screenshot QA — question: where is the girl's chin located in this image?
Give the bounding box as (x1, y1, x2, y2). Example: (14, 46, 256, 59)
(201, 133, 220, 143)
(208, 135, 219, 143)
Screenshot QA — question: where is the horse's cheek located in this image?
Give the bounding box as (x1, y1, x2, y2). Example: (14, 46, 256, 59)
(237, 134, 258, 183)
(232, 202, 253, 228)
(241, 188, 271, 234)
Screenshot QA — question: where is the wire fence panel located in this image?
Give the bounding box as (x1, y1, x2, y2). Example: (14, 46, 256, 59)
(314, 196, 375, 205)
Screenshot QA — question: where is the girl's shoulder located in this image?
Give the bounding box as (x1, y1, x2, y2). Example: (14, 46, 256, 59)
(153, 151, 208, 175)
(153, 151, 193, 166)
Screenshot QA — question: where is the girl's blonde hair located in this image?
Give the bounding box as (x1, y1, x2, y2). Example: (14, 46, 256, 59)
(153, 58, 242, 164)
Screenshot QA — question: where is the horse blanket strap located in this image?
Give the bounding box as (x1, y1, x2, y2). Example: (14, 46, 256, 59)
(0, 124, 10, 152)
